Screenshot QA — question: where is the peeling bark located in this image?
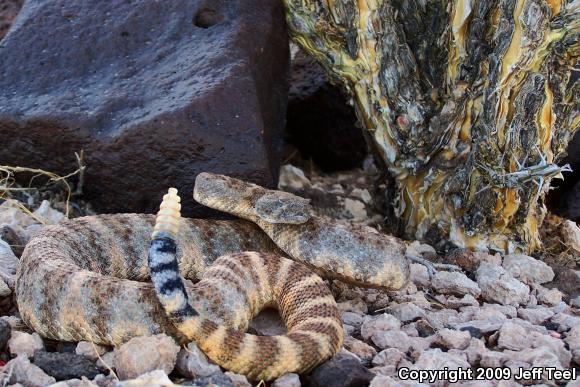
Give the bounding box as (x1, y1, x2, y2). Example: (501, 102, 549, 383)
(283, 0, 579, 253)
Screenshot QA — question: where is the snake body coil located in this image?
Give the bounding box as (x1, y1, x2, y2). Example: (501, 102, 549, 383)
(16, 173, 410, 380)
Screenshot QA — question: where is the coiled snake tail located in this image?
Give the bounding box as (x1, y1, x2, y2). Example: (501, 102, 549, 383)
(149, 189, 344, 381)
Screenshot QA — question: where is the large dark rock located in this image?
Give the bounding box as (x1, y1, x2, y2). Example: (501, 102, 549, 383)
(186, 373, 235, 387)
(32, 351, 100, 381)
(286, 48, 367, 171)
(306, 353, 375, 387)
(0, 0, 289, 216)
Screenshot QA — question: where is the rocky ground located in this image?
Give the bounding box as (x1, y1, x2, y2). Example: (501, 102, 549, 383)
(1, 1, 579, 386)
(0, 163, 578, 387)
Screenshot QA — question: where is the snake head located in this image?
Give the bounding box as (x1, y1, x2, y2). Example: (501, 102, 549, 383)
(255, 192, 311, 224)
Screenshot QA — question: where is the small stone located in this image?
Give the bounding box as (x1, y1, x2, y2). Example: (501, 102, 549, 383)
(225, 372, 252, 387)
(337, 298, 367, 315)
(469, 303, 517, 321)
(95, 350, 115, 371)
(503, 360, 532, 382)
(401, 323, 419, 337)
(517, 306, 554, 325)
(560, 220, 580, 254)
(526, 293, 538, 308)
(32, 351, 99, 381)
(113, 334, 179, 380)
(32, 200, 65, 225)
(92, 373, 116, 386)
(343, 324, 355, 336)
(410, 263, 430, 288)
(0, 238, 19, 288)
(271, 373, 301, 387)
(408, 337, 434, 359)
(385, 303, 426, 323)
(415, 319, 435, 337)
(425, 309, 462, 330)
(8, 331, 44, 358)
(363, 156, 379, 174)
(553, 301, 568, 313)
(330, 184, 345, 194)
(474, 252, 503, 266)
(434, 328, 471, 350)
(497, 322, 531, 351)
(0, 200, 36, 229)
(0, 277, 11, 297)
(343, 198, 367, 221)
(444, 249, 479, 272)
(371, 348, 405, 368)
(116, 369, 173, 387)
(510, 318, 549, 334)
(75, 342, 109, 362)
(446, 294, 479, 308)
(536, 285, 563, 306)
(406, 241, 436, 259)
(397, 293, 432, 307)
(193, 373, 236, 387)
(279, 165, 311, 190)
(361, 314, 401, 341)
(351, 189, 372, 204)
(371, 331, 411, 351)
(175, 341, 221, 379)
(570, 295, 580, 308)
(432, 271, 481, 297)
(476, 263, 530, 306)
(446, 250, 503, 272)
(391, 282, 419, 299)
(463, 338, 487, 366)
(0, 224, 25, 258)
(414, 348, 471, 374)
(503, 254, 554, 285)
(1, 314, 25, 330)
(249, 308, 286, 336)
(307, 353, 374, 387)
(338, 347, 362, 362)
(511, 347, 564, 370)
(531, 333, 572, 368)
(565, 325, 580, 364)
(480, 351, 508, 367)
(453, 320, 503, 338)
(341, 312, 363, 328)
(496, 322, 571, 368)
(343, 336, 377, 363)
(551, 312, 580, 332)
(0, 354, 56, 386)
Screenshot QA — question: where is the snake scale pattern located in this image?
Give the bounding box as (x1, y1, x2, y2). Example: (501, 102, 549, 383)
(15, 173, 410, 380)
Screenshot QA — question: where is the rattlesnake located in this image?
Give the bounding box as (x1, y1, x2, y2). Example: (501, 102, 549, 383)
(15, 173, 410, 380)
